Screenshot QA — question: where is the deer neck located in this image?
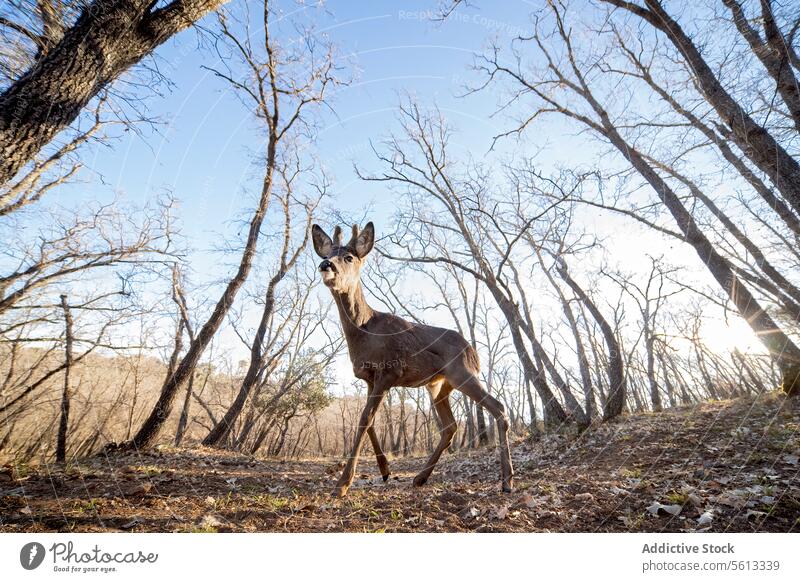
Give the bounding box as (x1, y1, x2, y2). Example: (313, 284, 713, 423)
(332, 280, 374, 339)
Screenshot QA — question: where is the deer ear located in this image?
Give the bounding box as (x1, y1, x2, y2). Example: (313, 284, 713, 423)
(311, 224, 333, 258)
(354, 221, 375, 258)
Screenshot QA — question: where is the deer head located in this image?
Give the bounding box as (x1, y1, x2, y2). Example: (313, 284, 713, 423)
(311, 222, 375, 293)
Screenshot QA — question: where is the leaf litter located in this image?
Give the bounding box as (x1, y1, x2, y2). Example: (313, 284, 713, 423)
(1, 393, 798, 532)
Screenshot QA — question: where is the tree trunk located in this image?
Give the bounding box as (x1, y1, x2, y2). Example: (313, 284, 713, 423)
(606, 0, 800, 216)
(111, 135, 277, 451)
(626, 34, 800, 238)
(519, 317, 589, 426)
(657, 349, 677, 407)
(608, 131, 800, 395)
(474, 393, 489, 445)
(645, 332, 662, 411)
(55, 294, 73, 463)
(650, 159, 800, 319)
(552, 280, 596, 420)
(722, 0, 800, 132)
(0, 0, 226, 185)
(561, 47, 800, 396)
(202, 269, 285, 447)
(174, 372, 195, 447)
(556, 264, 627, 420)
(494, 292, 569, 426)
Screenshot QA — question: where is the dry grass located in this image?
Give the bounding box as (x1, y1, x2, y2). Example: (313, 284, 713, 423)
(1, 393, 798, 533)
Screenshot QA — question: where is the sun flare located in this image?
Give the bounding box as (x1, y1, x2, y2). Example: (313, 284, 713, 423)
(701, 319, 764, 354)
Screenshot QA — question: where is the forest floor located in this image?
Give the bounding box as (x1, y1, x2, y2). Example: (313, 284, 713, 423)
(2, 393, 799, 533)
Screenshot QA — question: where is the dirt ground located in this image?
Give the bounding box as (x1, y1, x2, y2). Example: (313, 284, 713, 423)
(2, 393, 799, 532)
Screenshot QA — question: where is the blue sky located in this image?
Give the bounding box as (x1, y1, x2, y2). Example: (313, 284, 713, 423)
(76, 1, 542, 243)
(38, 0, 762, 369)
(70, 0, 642, 289)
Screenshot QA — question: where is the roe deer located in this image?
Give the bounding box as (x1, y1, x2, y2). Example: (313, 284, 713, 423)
(312, 221, 514, 497)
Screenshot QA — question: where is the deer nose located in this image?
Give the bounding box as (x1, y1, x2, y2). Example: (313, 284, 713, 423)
(319, 259, 334, 272)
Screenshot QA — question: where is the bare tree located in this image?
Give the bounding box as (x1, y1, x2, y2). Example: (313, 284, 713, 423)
(0, 0, 228, 185)
(363, 101, 572, 426)
(604, 258, 683, 411)
(721, 0, 800, 132)
(54, 293, 73, 462)
(112, 0, 338, 451)
(0, 199, 173, 321)
(600, 23, 800, 239)
(601, 0, 800, 215)
(477, 1, 800, 394)
(203, 178, 322, 446)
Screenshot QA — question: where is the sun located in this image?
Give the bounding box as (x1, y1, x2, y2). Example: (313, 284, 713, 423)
(701, 318, 764, 354)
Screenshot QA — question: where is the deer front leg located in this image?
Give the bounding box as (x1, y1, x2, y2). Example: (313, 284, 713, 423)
(367, 426, 391, 481)
(333, 383, 389, 498)
(365, 381, 391, 481)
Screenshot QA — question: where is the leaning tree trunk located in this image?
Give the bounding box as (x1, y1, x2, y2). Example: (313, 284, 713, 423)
(559, 292, 596, 420)
(722, 0, 800, 133)
(628, 20, 800, 238)
(0, 0, 225, 185)
(202, 269, 286, 447)
(173, 372, 195, 447)
(622, 153, 800, 395)
(203, 188, 312, 447)
(590, 98, 800, 395)
(519, 318, 589, 427)
(491, 290, 569, 426)
(533, 12, 800, 396)
(511, 262, 589, 426)
(111, 135, 277, 451)
(605, 0, 800, 217)
(648, 159, 800, 319)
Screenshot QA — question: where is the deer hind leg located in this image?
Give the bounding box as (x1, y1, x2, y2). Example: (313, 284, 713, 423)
(413, 382, 456, 487)
(333, 383, 388, 498)
(448, 369, 514, 493)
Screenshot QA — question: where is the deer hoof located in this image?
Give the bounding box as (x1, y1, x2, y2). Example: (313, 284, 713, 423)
(412, 474, 428, 487)
(331, 485, 349, 498)
(382, 473, 390, 482)
(502, 479, 514, 493)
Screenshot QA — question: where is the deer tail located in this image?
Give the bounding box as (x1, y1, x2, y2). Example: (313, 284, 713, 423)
(465, 344, 481, 374)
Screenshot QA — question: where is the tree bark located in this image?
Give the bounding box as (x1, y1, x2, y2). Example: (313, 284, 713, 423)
(0, 0, 226, 185)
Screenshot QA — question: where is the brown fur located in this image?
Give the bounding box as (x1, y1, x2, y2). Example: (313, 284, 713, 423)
(312, 222, 514, 497)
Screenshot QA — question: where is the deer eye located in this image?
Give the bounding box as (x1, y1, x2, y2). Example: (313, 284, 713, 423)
(344, 255, 354, 263)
